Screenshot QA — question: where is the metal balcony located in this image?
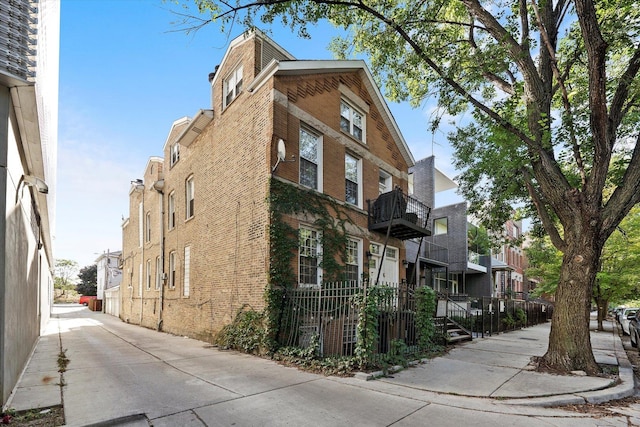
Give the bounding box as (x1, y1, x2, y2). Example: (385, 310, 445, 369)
(421, 241, 448, 266)
(367, 188, 431, 240)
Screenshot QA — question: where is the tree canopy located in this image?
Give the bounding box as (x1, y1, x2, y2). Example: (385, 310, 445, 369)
(54, 259, 78, 291)
(176, 0, 640, 374)
(76, 264, 98, 296)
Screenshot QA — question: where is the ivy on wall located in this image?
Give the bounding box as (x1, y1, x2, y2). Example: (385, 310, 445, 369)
(264, 178, 361, 350)
(268, 178, 359, 287)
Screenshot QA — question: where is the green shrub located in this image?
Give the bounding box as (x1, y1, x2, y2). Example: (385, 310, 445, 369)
(415, 286, 438, 350)
(215, 310, 266, 354)
(502, 313, 515, 328)
(515, 307, 527, 325)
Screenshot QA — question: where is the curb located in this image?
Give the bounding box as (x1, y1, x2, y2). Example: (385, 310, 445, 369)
(500, 322, 637, 407)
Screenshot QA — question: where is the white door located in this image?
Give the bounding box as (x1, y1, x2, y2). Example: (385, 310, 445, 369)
(369, 243, 399, 285)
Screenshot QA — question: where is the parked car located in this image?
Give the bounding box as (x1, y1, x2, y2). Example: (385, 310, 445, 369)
(79, 295, 97, 306)
(629, 311, 640, 349)
(620, 307, 639, 335)
(613, 306, 626, 322)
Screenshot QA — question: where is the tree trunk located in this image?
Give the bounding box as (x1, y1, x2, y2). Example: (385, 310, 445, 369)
(541, 240, 601, 375)
(596, 298, 608, 332)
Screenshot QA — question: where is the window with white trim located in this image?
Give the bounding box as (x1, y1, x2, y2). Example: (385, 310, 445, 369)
(168, 191, 175, 229)
(170, 143, 180, 166)
(345, 153, 361, 207)
(340, 101, 365, 142)
(434, 271, 447, 292)
(223, 65, 243, 107)
(138, 263, 143, 296)
(138, 202, 143, 247)
(145, 212, 151, 242)
(379, 170, 392, 195)
(434, 218, 448, 235)
(408, 172, 414, 195)
(183, 246, 190, 297)
(169, 251, 176, 289)
(185, 176, 194, 219)
(299, 126, 322, 191)
(155, 256, 162, 290)
(146, 259, 151, 290)
(299, 227, 322, 287)
(345, 239, 360, 283)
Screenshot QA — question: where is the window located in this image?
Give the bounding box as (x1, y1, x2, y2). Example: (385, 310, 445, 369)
(434, 218, 448, 235)
(138, 202, 143, 247)
(145, 212, 151, 242)
(299, 126, 322, 190)
(169, 251, 176, 288)
(223, 65, 243, 107)
(146, 259, 151, 290)
(168, 192, 175, 229)
(379, 170, 391, 195)
(186, 176, 194, 219)
(138, 263, 143, 296)
(345, 239, 360, 283)
(170, 143, 180, 166)
(155, 256, 162, 290)
(345, 153, 360, 206)
(183, 246, 191, 297)
(340, 101, 365, 142)
(408, 172, 414, 196)
(299, 227, 321, 287)
(433, 271, 447, 292)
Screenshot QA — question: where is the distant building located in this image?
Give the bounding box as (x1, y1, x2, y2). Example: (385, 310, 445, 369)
(95, 250, 123, 299)
(492, 219, 525, 299)
(407, 156, 527, 300)
(96, 250, 122, 317)
(0, 0, 59, 407)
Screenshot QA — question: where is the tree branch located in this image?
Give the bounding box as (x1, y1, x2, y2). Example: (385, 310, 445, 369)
(609, 44, 640, 132)
(602, 133, 640, 240)
(468, 12, 514, 95)
(523, 168, 566, 251)
(531, 0, 586, 187)
(573, 0, 610, 201)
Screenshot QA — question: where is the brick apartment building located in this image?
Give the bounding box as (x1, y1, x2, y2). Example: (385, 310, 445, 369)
(120, 31, 432, 341)
(493, 219, 526, 298)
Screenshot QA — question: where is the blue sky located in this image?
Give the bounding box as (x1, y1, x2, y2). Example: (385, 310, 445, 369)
(57, 0, 461, 268)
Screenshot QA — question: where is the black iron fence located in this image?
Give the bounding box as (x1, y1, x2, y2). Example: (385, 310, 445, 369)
(278, 281, 553, 360)
(468, 297, 553, 337)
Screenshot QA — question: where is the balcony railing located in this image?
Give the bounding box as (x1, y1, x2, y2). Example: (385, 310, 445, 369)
(422, 241, 448, 266)
(367, 188, 431, 240)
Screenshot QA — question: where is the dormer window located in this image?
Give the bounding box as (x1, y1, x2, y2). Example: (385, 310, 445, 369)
(170, 143, 180, 167)
(224, 65, 243, 108)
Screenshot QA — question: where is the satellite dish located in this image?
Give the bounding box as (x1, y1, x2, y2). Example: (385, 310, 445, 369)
(272, 138, 295, 172)
(277, 139, 286, 161)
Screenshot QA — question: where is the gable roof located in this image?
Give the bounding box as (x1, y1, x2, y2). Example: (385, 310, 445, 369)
(250, 58, 415, 167)
(162, 117, 190, 152)
(218, 31, 415, 167)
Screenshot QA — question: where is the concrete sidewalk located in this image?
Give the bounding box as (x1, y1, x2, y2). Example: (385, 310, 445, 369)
(367, 318, 635, 406)
(5, 305, 638, 426)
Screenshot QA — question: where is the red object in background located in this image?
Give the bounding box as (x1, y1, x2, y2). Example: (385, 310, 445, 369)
(79, 295, 97, 306)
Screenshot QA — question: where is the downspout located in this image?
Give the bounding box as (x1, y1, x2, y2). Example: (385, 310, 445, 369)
(152, 179, 165, 331)
(140, 188, 144, 325)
